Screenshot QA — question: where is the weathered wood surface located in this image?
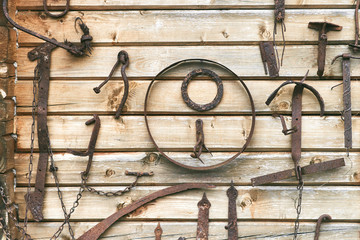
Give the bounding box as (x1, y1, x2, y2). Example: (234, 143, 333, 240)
(16, 0, 360, 10)
(15, 115, 356, 151)
(24, 221, 360, 240)
(14, 186, 360, 220)
(16, 45, 358, 78)
(16, 9, 353, 45)
(14, 79, 360, 114)
(14, 152, 358, 185)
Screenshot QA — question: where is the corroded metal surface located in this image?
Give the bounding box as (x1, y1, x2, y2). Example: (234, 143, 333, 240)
(196, 193, 211, 240)
(259, 41, 279, 77)
(308, 22, 342, 77)
(144, 59, 256, 170)
(181, 68, 223, 112)
(93, 51, 130, 119)
(190, 119, 212, 164)
(155, 222, 163, 240)
(314, 214, 332, 240)
(24, 42, 57, 222)
(43, 0, 70, 18)
(349, 0, 360, 50)
(77, 183, 216, 240)
(225, 181, 238, 240)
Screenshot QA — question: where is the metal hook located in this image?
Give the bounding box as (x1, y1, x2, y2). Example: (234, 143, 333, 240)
(314, 214, 332, 240)
(278, 115, 297, 135)
(43, 0, 70, 18)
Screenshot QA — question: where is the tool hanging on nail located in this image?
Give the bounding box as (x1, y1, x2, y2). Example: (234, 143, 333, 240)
(314, 214, 331, 240)
(331, 53, 360, 155)
(308, 22, 342, 78)
(3, 0, 93, 56)
(197, 193, 211, 240)
(43, 0, 70, 18)
(260, 41, 279, 77)
(250, 71, 345, 239)
(191, 119, 212, 164)
(349, 0, 360, 51)
(273, 0, 286, 67)
(93, 51, 130, 119)
(225, 181, 238, 240)
(77, 183, 216, 240)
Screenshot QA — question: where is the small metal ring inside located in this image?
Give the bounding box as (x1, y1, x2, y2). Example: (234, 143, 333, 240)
(181, 68, 224, 112)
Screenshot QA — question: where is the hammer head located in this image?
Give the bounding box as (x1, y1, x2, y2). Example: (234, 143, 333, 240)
(308, 22, 342, 33)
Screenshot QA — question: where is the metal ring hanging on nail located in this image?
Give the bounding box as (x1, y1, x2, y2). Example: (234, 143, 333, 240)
(181, 68, 223, 111)
(144, 59, 256, 171)
(43, 0, 70, 18)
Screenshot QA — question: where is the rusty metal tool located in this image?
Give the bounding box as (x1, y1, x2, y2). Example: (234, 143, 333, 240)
(181, 68, 223, 112)
(308, 22, 342, 78)
(197, 193, 211, 240)
(190, 119, 212, 164)
(314, 214, 331, 240)
(145, 59, 255, 170)
(155, 222, 163, 240)
(24, 42, 57, 222)
(273, 0, 286, 66)
(3, 0, 92, 56)
(43, 0, 70, 18)
(77, 183, 215, 240)
(331, 53, 360, 154)
(260, 41, 279, 77)
(349, 0, 360, 50)
(93, 50, 130, 119)
(225, 181, 238, 240)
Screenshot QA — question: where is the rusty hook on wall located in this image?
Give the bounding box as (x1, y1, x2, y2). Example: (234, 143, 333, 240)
(314, 214, 332, 240)
(43, 0, 70, 18)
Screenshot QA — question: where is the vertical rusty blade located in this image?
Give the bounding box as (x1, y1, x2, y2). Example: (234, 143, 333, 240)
(259, 42, 279, 77)
(225, 181, 238, 240)
(154, 222, 163, 240)
(291, 85, 303, 167)
(197, 193, 211, 240)
(341, 57, 352, 150)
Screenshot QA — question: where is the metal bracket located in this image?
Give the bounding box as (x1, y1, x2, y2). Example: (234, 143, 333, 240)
(154, 222, 163, 240)
(274, 0, 286, 66)
(197, 193, 211, 240)
(225, 181, 238, 240)
(308, 22, 342, 77)
(260, 41, 279, 77)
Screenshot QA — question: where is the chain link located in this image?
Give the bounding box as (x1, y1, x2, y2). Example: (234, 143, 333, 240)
(293, 172, 304, 240)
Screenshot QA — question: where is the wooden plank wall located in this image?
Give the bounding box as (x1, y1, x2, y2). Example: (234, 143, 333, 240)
(7, 0, 360, 239)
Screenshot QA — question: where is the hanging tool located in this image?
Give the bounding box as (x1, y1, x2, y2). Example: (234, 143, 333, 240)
(77, 183, 216, 240)
(3, 0, 93, 56)
(197, 193, 211, 240)
(260, 41, 279, 77)
(273, 0, 286, 66)
(43, 0, 70, 18)
(225, 181, 238, 240)
(24, 42, 58, 222)
(314, 214, 331, 240)
(190, 119, 212, 164)
(349, 0, 360, 50)
(331, 53, 360, 154)
(250, 72, 345, 239)
(155, 222, 163, 240)
(308, 22, 342, 78)
(93, 51, 130, 119)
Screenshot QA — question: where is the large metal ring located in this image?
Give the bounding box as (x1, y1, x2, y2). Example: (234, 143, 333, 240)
(181, 68, 223, 111)
(144, 59, 256, 171)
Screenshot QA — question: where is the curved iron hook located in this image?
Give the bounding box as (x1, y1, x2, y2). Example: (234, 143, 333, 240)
(43, 0, 70, 18)
(93, 50, 130, 119)
(314, 214, 332, 240)
(266, 72, 325, 117)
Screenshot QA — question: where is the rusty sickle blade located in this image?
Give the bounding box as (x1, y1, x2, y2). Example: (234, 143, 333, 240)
(308, 22, 342, 77)
(314, 214, 331, 240)
(259, 41, 279, 77)
(154, 222, 163, 240)
(77, 183, 216, 240)
(24, 42, 57, 222)
(93, 51, 130, 119)
(225, 181, 238, 240)
(251, 158, 345, 186)
(197, 193, 211, 240)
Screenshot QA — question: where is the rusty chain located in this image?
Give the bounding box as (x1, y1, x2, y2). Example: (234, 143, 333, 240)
(293, 170, 304, 240)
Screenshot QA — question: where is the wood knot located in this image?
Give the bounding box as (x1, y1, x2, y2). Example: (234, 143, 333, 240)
(353, 171, 360, 182)
(105, 169, 115, 177)
(116, 202, 125, 210)
(238, 192, 257, 210)
(310, 157, 323, 164)
(278, 101, 290, 110)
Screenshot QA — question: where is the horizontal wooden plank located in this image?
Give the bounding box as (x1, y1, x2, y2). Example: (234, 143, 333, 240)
(16, 45, 356, 78)
(14, 79, 360, 114)
(14, 152, 358, 185)
(16, 0, 359, 10)
(15, 115, 356, 152)
(24, 221, 360, 240)
(16, 9, 354, 45)
(14, 186, 360, 220)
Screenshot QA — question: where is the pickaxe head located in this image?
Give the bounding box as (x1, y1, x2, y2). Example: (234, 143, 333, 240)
(308, 22, 342, 33)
